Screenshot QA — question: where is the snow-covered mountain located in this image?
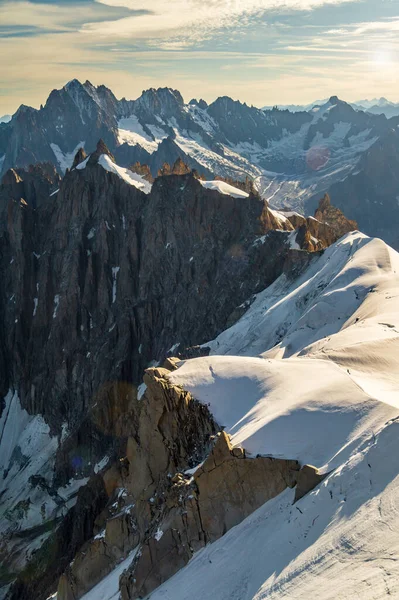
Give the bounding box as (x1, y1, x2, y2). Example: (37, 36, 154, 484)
(266, 97, 399, 118)
(1, 81, 399, 247)
(1, 119, 399, 600)
(262, 99, 329, 112)
(1, 148, 358, 600)
(153, 231, 399, 600)
(354, 97, 399, 118)
(50, 230, 399, 600)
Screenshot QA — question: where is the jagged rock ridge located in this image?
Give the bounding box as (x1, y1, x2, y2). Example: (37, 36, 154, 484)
(0, 149, 356, 600)
(1, 82, 399, 247)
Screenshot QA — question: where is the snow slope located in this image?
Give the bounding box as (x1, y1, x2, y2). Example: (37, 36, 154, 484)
(50, 141, 85, 173)
(199, 180, 249, 199)
(98, 154, 152, 193)
(117, 116, 166, 154)
(46, 232, 399, 600)
(149, 417, 399, 600)
(0, 392, 88, 583)
(151, 231, 399, 600)
(169, 355, 396, 473)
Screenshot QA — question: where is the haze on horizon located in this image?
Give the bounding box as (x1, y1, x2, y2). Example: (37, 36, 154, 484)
(1, 0, 399, 115)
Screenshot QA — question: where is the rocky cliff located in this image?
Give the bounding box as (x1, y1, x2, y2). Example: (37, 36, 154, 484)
(0, 147, 356, 600)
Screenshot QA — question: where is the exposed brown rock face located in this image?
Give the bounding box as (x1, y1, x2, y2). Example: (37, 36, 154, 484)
(157, 161, 171, 177)
(194, 431, 299, 542)
(129, 162, 154, 183)
(294, 464, 328, 502)
(284, 195, 358, 252)
(215, 174, 257, 195)
(1, 152, 351, 599)
(71, 147, 87, 170)
(119, 429, 300, 600)
(57, 365, 218, 600)
(157, 157, 192, 177)
(314, 193, 358, 239)
(170, 157, 191, 175)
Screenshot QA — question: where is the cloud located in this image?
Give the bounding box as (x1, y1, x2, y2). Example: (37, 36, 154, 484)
(1, 0, 399, 114)
(80, 0, 360, 45)
(0, 0, 141, 32)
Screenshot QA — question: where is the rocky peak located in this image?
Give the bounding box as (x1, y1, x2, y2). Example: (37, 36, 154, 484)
(215, 174, 257, 195)
(189, 98, 208, 110)
(14, 104, 38, 118)
(171, 157, 191, 175)
(88, 138, 115, 165)
(314, 193, 358, 238)
(72, 147, 87, 169)
(156, 158, 192, 177)
(129, 161, 154, 183)
(134, 87, 184, 119)
(82, 80, 120, 117)
(1, 167, 23, 186)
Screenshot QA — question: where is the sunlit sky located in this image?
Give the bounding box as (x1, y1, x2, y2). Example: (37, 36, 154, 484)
(1, 0, 399, 114)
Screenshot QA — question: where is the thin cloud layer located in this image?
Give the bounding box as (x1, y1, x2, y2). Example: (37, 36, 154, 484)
(85, 0, 360, 44)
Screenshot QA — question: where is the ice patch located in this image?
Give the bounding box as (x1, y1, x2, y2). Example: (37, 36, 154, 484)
(50, 142, 85, 173)
(117, 115, 161, 154)
(53, 294, 60, 319)
(168, 343, 180, 354)
(76, 156, 90, 170)
(98, 154, 152, 193)
(137, 382, 147, 401)
(199, 180, 249, 199)
(111, 266, 120, 304)
(94, 456, 110, 474)
(288, 230, 300, 250)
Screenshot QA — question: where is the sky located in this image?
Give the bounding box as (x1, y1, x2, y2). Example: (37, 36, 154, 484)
(1, 0, 399, 114)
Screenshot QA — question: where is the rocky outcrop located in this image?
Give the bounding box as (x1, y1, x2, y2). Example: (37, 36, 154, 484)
(129, 162, 154, 183)
(314, 193, 358, 239)
(284, 195, 358, 251)
(294, 465, 328, 502)
(119, 430, 300, 600)
(0, 153, 350, 599)
(71, 148, 87, 169)
(56, 365, 218, 600)
(157, 157, 192, 177)
(194, 431, 299, 541)
(215, 174, 257, 195)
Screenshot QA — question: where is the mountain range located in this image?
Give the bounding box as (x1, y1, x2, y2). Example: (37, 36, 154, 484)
(1, 80, 399, 248)
(0, 143, 398, 600)
(263, 97, 399, 118)
(1, 80, 399, 600)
